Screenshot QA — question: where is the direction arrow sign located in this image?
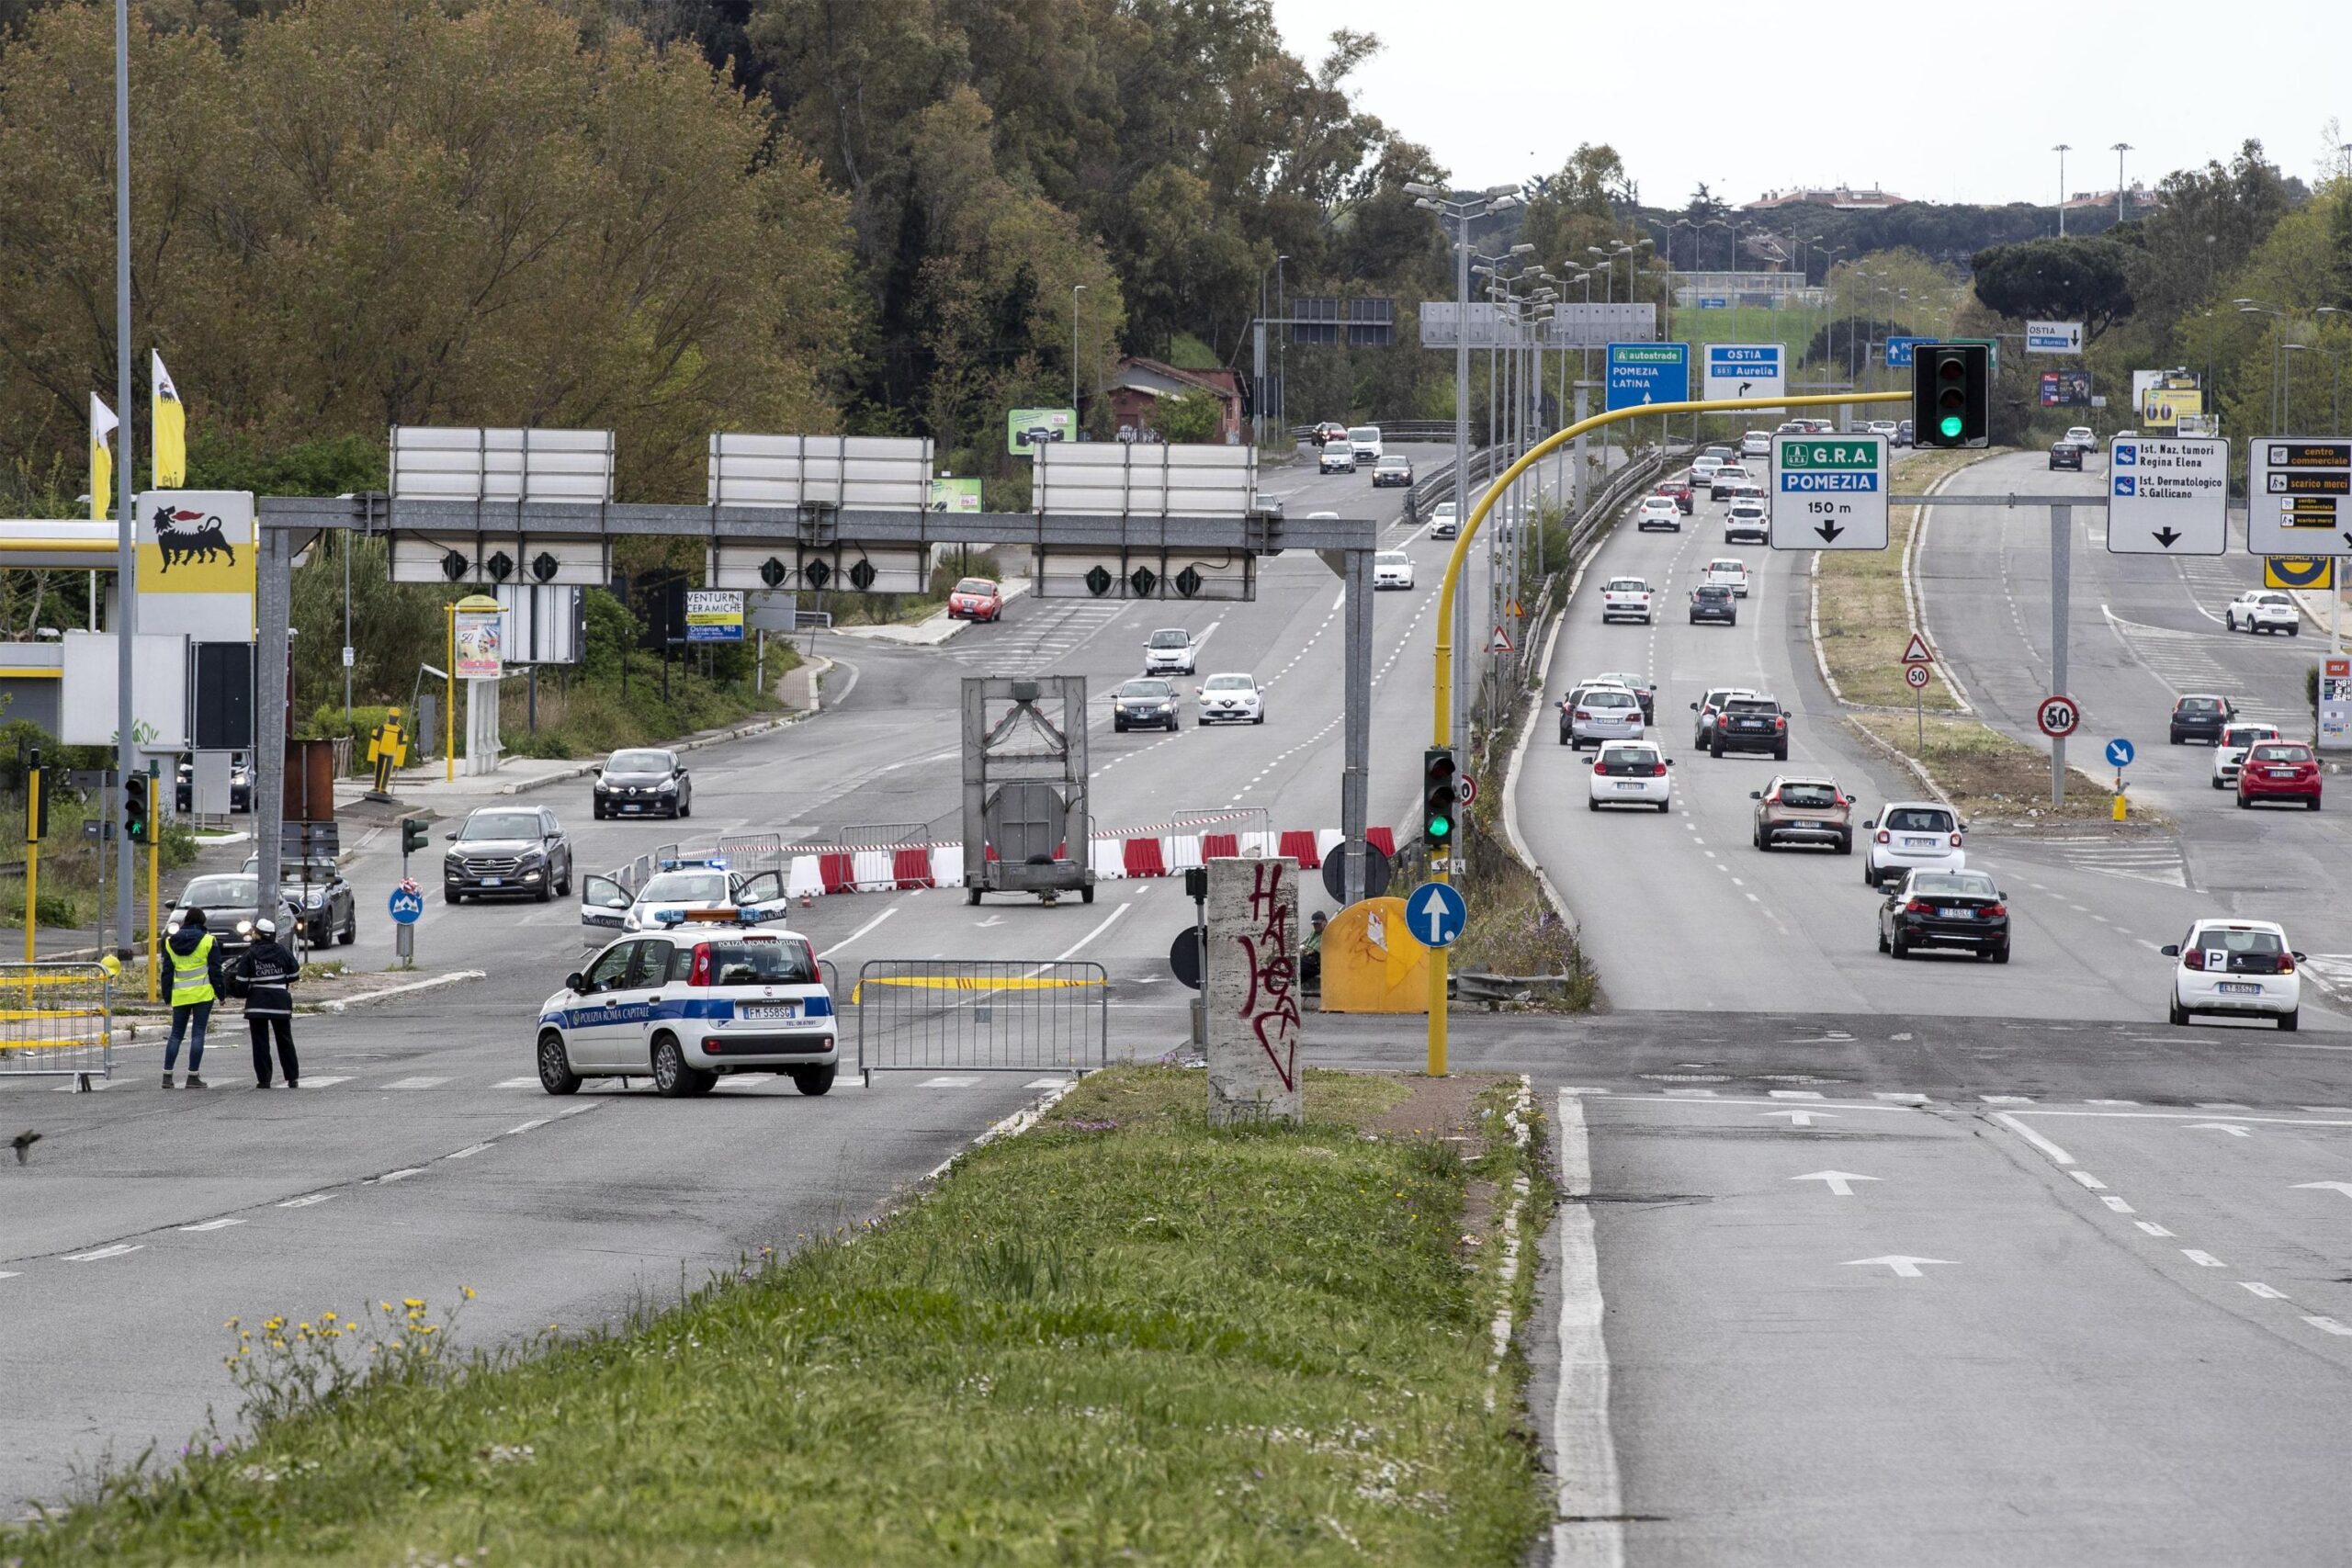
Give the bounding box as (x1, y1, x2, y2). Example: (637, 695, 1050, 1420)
(1760, 1109, 1838, 1128)
(1770, 433, 1888, 552)
(1605, 342, 1690, 412)
(2105, 738, 2135, 769)
(1900, 632, 1934, 665)
(2247, 438, 2352, 557)
(1405, 881, 1466, 949)
(388, 887, 424, 925)
(1883, 335, 1927, 369)
(2026, 320, 2084, 355)
(1792, 1170, 1879, 1197)
(2107, 436, 2227, 555)
(1703, 343, 1786, 406)
(1841, 1256, 1954, 1279)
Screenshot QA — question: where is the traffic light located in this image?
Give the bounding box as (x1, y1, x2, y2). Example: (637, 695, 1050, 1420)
(1422, 747, 1458, 848)
(1913, 343, 1989, 448)
(123, 776, 148, 842)
(401, 816, 430, 857)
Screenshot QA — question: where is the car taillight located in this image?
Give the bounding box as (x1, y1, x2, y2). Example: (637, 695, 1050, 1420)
(1983, 903, 2005, 918)
(1950, 832, 1963, 848)
(1592, 761, 1607, 775)
(1905, 899, 1932, 914)
(1876, 829, 1891, 844)
(2279, 953, 2296, 974)
(687, 942, 712, 986)
(1577, 710, 1592, 722)
(1774, 716, 1787, 731)
(1651, 762, 1668, 777)
(2183, 949, 2206, 971)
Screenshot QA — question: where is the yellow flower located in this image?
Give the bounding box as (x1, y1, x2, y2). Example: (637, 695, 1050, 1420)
(461, 1287, 476, 1301)
(402, 1298, 424, 1309)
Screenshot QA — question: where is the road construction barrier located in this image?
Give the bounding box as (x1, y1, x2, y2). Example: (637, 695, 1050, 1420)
(0, 961, 112, 1089)
(852, 959, 1109, 1084)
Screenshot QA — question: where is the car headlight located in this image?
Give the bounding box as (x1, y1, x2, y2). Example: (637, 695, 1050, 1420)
(656, 779, 677, 793)
(236, 919, 254, 936)
(519, 849, 546, 863)
(165, 919, 182, 935)
(304, 888, 328, 907)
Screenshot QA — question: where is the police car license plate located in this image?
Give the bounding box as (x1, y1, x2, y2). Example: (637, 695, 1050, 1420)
(739, 1002, 800, 1021)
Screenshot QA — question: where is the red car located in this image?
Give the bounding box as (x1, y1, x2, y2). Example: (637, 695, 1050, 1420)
(945, 576, 1003, 622)
(2236, 741, 2322, 809)
(1653, 475, 1694, 513)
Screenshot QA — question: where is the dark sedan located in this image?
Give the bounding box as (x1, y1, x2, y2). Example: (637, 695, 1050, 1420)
(2048, 441, 2085, 470)
(1690, 584, 1736, 626)
(242, 853, 355, 946)
(2168, 694, 2235, 745)
(167, 874, 301, 958)
(594, 748, 692, 819)
(445, 807, 573, 903)
(1711, 695, 1789, 760)
(1879, 869, 2010, 962)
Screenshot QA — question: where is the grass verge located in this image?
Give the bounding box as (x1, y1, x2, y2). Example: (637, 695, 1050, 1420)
(1847, 713, 2170, 828)
(10, 1066, 1555, 1566)
(1812, 446, 1991, 708)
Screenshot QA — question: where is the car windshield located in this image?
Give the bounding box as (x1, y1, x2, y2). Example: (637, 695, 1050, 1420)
(636, 872, 730, 905)
(1120, 680, 1171, 699)
(1377, 457, 1407, 469)
(1726, 699, 1777, 714)
(1584, 692, 1634, 709)
(182, 875, 258, 908)
(1349, 426, 1378, 443)
(1884, 807, 1954, 833)
(1777, 783, 1839, 808)
(1600, 747, 1655, 767)
(1434, 502, 1456, 518)
(1376, 552, 1408, 566)
(1204, 675, 1253, 692)
(1149, 630, 1189, 649)
(1912, 873, 1996, 897)
(2178, 697, 2222, 713)
(2257, 593, 2290, 606)
(2194, 927, 2284, 956)
(2222, 728, 2277, 746)
(605, 750, 671, 773)
(2251, 744, 2312, 762)
(1696, 586, 1730, 600)
(1704, 446, 1732, 459)
(954, 579, 995, 596)
(1608, 580, 1646, 592)
(461, 812, 542, 840)
(695, 938, 820, 986)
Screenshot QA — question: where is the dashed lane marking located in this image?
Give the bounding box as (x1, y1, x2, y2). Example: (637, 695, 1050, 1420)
(2183, 1250, 2225, 1268)
(62, 1244, 142, 1261)
(176, 1218, 244, 1232)
(277, 1193, 335, 1209)
(383, 1077, 448, 1090)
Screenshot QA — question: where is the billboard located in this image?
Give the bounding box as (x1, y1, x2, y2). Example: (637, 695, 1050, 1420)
(1007, 407, 1076, 456)
(134, 489, 255, 642)
(453, 595, 504, 680)
(2141, 386, 2203, 429)
(929, 477, 984, 513)
(684, 589, 745, 643)
(2040, 369, 2092, 407)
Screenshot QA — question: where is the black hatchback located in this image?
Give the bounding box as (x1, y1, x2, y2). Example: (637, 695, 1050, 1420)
(2048, 440, 2085, 470)
(2169, 693, 2235, 745)
(1690, 584, 1736, 626)
(1880, 869, 2010, 963)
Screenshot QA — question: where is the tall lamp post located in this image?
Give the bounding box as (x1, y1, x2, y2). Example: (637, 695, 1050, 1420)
(111, 0, 136, 953)
(1069, 284, 1086, 416)
(2053, 143, 2072, 236)
(2109, 142, 2132, 225)
(1255, 254, 1287, 448)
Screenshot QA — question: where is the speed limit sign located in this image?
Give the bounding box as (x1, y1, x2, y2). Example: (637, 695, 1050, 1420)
(2037, 695, 2081, 738)
(1904, 664, 1931, 690)
(1455, 776, 1479, 807)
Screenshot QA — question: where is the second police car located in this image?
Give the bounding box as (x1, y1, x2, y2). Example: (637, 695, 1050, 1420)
(579, 856, 791, 935)
(537, 908, 839, 1097)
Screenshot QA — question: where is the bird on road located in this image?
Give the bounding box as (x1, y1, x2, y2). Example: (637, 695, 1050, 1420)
(12, 1130, 40, 1165)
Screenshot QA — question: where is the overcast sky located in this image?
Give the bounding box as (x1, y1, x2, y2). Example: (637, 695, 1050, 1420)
(1267, 1, 2348, 209)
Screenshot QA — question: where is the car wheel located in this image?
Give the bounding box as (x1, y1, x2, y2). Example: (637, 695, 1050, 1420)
(1877, 928, 1890, 953)
(535, 880, 552, 903)
(339, 913, 356, 945)
(1890, 931, 1910, 959)
(2238, 793, 2251, 809)
(445, 888, 465, 905)
(557, 868, 571, 897)
(1114, 721, 1126, 733)
(1862, 860, 1878, 887)
(1657, 800, 1671, 814)
(2168, 996, 2189, 1025)
(2169, 731, 2183, 745)
(1710, 741, 1724, 759)
(593, 804, 605, 820)
(1169, 717, 1181, 731)
(651, 1034, 712, 1099)
(2279, 1010, 2300, 1032)
(1773, 746, 1788, 761)
(2211, 776, 2225, 790)
(2289, 625, 2300, 637)
(1838, 834, 1853, 856)
(679, 797, 692, 818)
(1992, 942, 2010, 964)
(791, 1064, 837, 1096)
(1588, 796, 1600, 812)
(967, 887, 982, 907)
(1254, 713, 1264, 725)
(537, 1032, 582, 1096)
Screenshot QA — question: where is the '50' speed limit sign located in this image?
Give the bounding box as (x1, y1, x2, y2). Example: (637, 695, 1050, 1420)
(2036, 695, 2080, 739)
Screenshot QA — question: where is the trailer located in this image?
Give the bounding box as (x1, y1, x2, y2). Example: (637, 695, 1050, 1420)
(961, 676, 1094, 905)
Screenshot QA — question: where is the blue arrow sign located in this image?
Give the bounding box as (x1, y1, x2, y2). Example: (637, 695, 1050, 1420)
(2105, 738, 2135, 770)
(1605, 343, 1689, 412)
(388, 887, 424, 925)
(1406, 881, 1467, 949)
(1883, 335, 1927, 369)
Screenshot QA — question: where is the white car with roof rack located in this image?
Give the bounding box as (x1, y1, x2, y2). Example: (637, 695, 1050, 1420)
(579, 855, 790, 935)
(537, 908, 839, 1098)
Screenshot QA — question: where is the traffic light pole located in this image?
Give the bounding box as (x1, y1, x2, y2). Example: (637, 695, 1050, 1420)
(1427, 389, 1910, 1076)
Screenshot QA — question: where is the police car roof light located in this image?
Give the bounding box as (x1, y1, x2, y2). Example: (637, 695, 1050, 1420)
(658, 854, 728, 872)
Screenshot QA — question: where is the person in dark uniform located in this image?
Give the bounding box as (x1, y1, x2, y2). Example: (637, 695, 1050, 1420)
(230, 918, 301, 1089)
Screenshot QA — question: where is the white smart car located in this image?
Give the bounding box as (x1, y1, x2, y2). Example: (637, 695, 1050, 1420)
(2212, 722, 2283, 790)
(1861, 800, 1965, 888)
(1600, 577, 1654, 624)
(1702, 558, 1751, 598)
(1197, 671, 1265, 725)
(536, 913, 839, 1097)
(2163, 919, 2304, 1031)
(1374, 550, 1415, 590)
(1588, 739, 1673, 813)
(2224, 591, 2300, 637)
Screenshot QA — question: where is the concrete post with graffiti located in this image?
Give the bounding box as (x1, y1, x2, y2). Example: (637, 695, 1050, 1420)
(1204, 855, 1303, 1126)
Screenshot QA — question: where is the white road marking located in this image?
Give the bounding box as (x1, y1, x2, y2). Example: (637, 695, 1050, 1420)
(383, 1077, 448, 1090)
(505, 1119, 548, 1135)
(2182, 1249, 2225, 1268)
(1791, 1170, 1877, 1197)
(176, 1218, 244, 1232)
(920, 1076, 979, 1088)
(296, 1077, 350, 1089)
(493, 1077, 541, 1089)
(2135, 1221, 2175, 1237)
(2067, 1169, 2108, 1190)
(278, 1193, 335, 1209)
(2240, 1281, 2289, 1300)
(1874, 1092, 1928, 1104)
(1023, 1077, 1072, 1089)
(1990, 1111, 2076, 1167)
(62, 1244, 142, 1261)
(445, 1143, 493, 1160)
(555, 1103, 599, 1118)
(2194, 1101, 2252, 1111)
(825, 906, 899, 954)
(1768, 1089, 1825, 1100)
(1841, 1255, 1953, 1279)
(372, 1168, 424, 1184)
(1552, 1090, 1623, 1568)
(2186, 1122, 2254, 1137)
(2100, 1195, 2136, 1213)
(0, 1271, 17, 1280)
(1980, 1094, 2035, 1105)
(2303, 1316, 2352, 1337)
(2086, 1099, 2140, 1106)
(1052, 900, 1134, 962)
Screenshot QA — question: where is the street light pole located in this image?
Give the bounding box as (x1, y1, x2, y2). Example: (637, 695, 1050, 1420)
(2110, 142, 2132, 225)
(1069, 284, 1086, 416)
(112, 0, 136, 954)
(2053, 143, 2072, 236)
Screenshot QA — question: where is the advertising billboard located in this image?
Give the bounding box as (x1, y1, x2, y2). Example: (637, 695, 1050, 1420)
(1007, 407, 1076, 457)
(2141, 386, 2203, 429)
(684, 589, 746, 643)
(453, 595, 505, 680)
(2040, 369, 2092, 407)
(929, 477, 984, 513)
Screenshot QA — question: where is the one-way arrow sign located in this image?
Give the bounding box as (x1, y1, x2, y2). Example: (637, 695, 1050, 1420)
(1841, 1255, 1955, 1279)
(1792, 1170, 1878, 1197)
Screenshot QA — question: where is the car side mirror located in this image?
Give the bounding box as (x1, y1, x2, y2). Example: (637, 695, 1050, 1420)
(2159, 944, 2180, 958)
(565, 971, 587, 993)
(1749, 791, 1761, 799)
(1861, 817, 1876, 829)
(1958, 820, 1970, 832)
(1689, 702, 1699, 711)
(445, 832, 458, 841)
(2293, 951, 2309, 963)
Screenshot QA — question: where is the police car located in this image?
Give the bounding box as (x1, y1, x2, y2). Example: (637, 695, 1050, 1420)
(579, 857, 790, 935)
(537, 909, 839, 1097)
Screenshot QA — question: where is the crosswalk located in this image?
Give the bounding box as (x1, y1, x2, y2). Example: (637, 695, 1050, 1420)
(1999, 832, 2190, 888)
(39, 1069, 1075, 1095)
(2102, 610, 2301, 725)
(944, 603, 1125, 672)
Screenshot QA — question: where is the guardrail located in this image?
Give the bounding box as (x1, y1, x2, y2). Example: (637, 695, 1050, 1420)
(0, 961, 112, 1089)
(852, 958, 1109, 1085)
(1285, 420, 1464, 444)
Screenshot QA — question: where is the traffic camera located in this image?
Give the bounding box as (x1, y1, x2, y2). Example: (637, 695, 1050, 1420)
(1422, 747, 1458, 847)
(1912, 344, 1988, 448)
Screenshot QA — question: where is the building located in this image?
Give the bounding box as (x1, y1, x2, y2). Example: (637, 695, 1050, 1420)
(1105, 358, 1247, 443)
(1743, 185, 1909, 212)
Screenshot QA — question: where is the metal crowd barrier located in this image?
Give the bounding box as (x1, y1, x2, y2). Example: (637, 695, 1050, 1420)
(0, 961, 112, 1090)
(852, 959, 1109, 1086)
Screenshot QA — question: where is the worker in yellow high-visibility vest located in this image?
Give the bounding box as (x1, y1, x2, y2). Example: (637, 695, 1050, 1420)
(163, 908, 223, 1089)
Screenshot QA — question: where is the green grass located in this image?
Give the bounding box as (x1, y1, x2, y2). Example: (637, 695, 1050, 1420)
(11, 1066, 1555, 1566)
(1813, 448, 1992, 708)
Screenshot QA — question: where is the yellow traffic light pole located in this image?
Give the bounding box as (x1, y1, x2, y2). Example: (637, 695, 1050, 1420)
(1425, 390, 1908, 1075)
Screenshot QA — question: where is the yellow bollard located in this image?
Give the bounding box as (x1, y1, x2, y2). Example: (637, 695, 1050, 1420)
(2112, 792, 2128, 821)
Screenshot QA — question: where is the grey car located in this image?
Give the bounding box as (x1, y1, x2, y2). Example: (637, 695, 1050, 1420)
(1112, 677, 1181, 733)
(241, 852, 356, 946)
(445, 807, 574, 904)
(594, 748, 692, 820)
(168, 874, 302, 958)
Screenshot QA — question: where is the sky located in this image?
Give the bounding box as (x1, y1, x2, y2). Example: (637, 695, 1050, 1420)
(1266, 0, 2349, 209)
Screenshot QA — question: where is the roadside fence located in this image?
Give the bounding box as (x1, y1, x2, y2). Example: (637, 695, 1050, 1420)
(0, 961, 112, 1090)
(852, 959, 1109, 1085)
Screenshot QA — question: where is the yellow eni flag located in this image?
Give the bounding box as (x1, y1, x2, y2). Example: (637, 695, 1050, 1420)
(89, 395, 118, 522)
(151, 351, 187, 489)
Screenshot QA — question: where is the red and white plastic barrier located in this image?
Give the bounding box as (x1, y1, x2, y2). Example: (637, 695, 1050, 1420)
(774, 820, 1394, 898)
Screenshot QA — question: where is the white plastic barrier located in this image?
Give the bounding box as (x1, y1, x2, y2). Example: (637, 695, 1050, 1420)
(928, 845, 965, 887)
(786, 855, 824, 901)
(1316, 828, 1344, 863)
(1090, 839, 1127, 882)
(851, 849, 894, 891)
(1238, 830, 1278, 859)
(1164, 833, 1204, 873)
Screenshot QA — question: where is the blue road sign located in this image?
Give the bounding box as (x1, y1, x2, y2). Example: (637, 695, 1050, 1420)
(389, 887, 424, 925)
(1406, 881, 1467, 949)
(1605, 343, 1689, 412)
(1883, 336, 1927, 369)
(1694, 296, 1730, 310)
(2105, 739, 2135, 769)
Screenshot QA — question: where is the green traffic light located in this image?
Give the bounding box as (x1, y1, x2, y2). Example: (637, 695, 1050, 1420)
(1428, 815, 1452, 840)
(1939, 414, 1963, 438)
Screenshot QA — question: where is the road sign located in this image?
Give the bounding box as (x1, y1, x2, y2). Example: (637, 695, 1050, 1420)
(1604, 343, 1690, 412)
(2266, 557, 2335, 590)
(1770, 434, 1887, 551)
(1454, 776, 1478, 806)
(1488, 625, 1512, 654)
(1169, 927, 1203, 989)
(1404, 882, 1466, 949)
(1702, 344, 1786, 406)
(2037, 695, 2081, 739)
(2324, 657, 2352, 750)
(1507, 599, 1524, 618)
(684, 589, 746, 642)
(1883, 335, 1927, 369)
(1320, 843, 1393, 904)
(2027, 321, 2084, 355)
(2105, 738, 2135, 769)
(1905, 664, 1931, 690)
(388, 886, 424, 925)
(2106, 436, 2227, 555)
(2247, 439, 2352, 556)
(1900, 632, 1934, 665)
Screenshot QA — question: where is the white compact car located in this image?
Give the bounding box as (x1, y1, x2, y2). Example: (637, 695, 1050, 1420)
(1724, 501, 1769, 545)
(2211, 722, 2282, 789)
(1374, 550, 1414, 590)
(1567, 685, 1645, 749)
(2224, 591, 2300, 636)
(1318, 445, 1357, 475)
(537, 913, 838, 1097)
(1588, 739, 1673, 813)
(2164, 919, 2304, 1030)
(1861, 800, 1965, 888)
(1430, 501, 1460, 538)
(1600, 577, 1654, 624)
(1739, 430, 1771, 457)
(1635, 495, 1681, 532)
(1702, 558, 1751, 597)
(580, 859, 791, 937)
(1197, 671, 1264, 725)
(1144, 627, 1198, 675)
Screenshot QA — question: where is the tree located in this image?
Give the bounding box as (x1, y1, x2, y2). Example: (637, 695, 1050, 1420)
(2114, 139, 2297, 353)
(1150, 389, 1220, 444)
(1969, 238, 2136, 341)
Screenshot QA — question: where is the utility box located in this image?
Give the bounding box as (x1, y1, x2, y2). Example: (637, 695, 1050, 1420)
(961, 676, 1093, 906)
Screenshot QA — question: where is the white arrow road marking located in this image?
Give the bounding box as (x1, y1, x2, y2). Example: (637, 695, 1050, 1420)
(2293, 1181, 2352, 1198)
(1842, 1256, 1954, 1279)
(62, 1244, 142, 1261)
(2187, 1122, 2253, 1137)
(1760, 1110, 1837, 1128)
(1792, 1171, 1878, 1197)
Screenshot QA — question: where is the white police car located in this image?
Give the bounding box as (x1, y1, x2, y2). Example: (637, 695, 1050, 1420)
(579, 857, 790, 935)
(537, 910, 839, 1097)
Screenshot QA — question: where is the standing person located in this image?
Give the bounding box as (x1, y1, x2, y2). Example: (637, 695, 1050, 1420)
(231, 918, 300, 1089)
(162, 907, 221, 1089)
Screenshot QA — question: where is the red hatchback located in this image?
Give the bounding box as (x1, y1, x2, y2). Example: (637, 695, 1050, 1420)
(2236, 741, 2322, 810)
(1653, 475, 1695, 513)
(945, 576, 1003, 622)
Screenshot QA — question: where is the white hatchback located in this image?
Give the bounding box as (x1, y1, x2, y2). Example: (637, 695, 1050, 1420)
(2164, 919, 2304, 1030)
(1430, 501, 1460, 538)
(1600, 577, 1653, 624)
(1861, 800, 1965, 887)
(1724, 502, 1769, 545)
(1588, 740, 1673, 813)
(1197, 671, 1264, 725)
(1374, 550, 1414, 590)
(1635, 495, 1681, 531)
(2212, 722, 2282, 789)
(1567, 685, 1645, 749)
(1703, 558, 1750, 597)
(2224, 591, 2300, 637)
(1740, 430, 1771, 457)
